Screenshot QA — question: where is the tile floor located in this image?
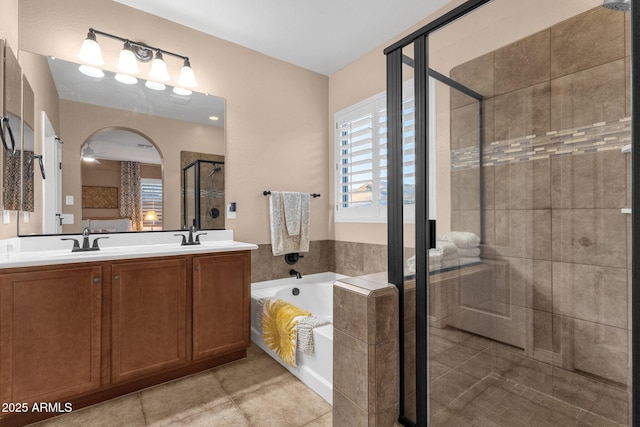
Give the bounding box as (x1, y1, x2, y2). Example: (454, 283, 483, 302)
(31, 345, 332, 427)
(426, 327, 628, 427)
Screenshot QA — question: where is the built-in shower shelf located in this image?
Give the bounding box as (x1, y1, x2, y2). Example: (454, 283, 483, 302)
(622, 144, 631, 153)
(622, 208, 632, 214)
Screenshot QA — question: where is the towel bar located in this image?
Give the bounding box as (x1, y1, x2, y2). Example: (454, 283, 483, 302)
(263, 191, 320, 198)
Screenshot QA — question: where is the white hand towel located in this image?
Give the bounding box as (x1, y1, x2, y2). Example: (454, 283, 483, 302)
(269, 191, 311, 256)
(283, 192, 302, 236)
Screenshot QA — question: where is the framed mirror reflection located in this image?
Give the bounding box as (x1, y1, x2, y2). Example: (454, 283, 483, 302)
(15, 52, 225, 236)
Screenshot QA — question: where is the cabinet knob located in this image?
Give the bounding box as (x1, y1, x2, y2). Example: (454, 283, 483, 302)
(93, 277, 100, 284)
(194, 266, 200, 271)
(114, 274, 120, 280)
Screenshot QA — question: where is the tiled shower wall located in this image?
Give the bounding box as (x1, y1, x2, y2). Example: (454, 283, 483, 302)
(448, 6, 631, 423)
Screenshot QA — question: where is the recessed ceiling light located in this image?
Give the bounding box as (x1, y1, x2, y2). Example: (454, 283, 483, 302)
(208, 116, 219, 121)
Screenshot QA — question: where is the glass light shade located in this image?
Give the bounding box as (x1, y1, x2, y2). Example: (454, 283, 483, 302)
(149, 52, 170, 82)
(114, 73, 138, 85)
(177, 60, 197, 88)
(117, 42, 140, 74)
(78, 65, 105, 78)
(172, 87, 192, 96)
(144, 210, 159, 221)
(78, 33, 104, 66)
(145, 80, 166, 91)
(82, 156, 96, 162)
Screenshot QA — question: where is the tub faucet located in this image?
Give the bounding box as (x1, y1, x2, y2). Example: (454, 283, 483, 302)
(289, 269, 302, 279)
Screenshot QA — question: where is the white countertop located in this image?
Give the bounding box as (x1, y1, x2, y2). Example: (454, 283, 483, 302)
(0, 230, 258, 269)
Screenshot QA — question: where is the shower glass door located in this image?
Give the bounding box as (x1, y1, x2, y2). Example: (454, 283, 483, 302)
(386, 0, 634, 425)
(427, 0, 632, 425)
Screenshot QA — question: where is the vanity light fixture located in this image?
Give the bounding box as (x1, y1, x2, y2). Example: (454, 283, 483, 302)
(149, 51, 170, 82)
(78, 30, 104, 66)
(77, 28, 198, 90)
(117, 41, 140, 74)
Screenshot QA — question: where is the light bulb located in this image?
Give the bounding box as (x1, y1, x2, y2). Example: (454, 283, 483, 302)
(79, 65, 104, 78)
(78, 31, 104, 66)
(177, 59, 197, 88)
(145, 80, 166, 91)
(117, 41, 140, 74)
(149, 51, 170, 82)
(115, 73, 138, 85)
(172, 87, 192, 96)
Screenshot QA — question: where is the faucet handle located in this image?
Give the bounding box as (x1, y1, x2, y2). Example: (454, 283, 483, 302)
(174, 234, 188, 246)
(91, 236, 109, 249)
(194, 232, 207, 244)
(61, 238, 80, 251)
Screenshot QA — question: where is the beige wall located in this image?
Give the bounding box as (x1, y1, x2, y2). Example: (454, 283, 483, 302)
(17, 0, 329, 243)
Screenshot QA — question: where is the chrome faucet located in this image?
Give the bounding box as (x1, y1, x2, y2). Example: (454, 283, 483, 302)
(289, 269, 302, 279)
(61, 227, 109, 252)
(175, 225, 207, 246)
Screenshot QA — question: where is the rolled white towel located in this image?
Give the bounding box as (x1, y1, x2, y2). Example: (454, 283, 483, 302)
(436, 241, 459, 261)
(458, 247, 481, 257)
(439, 231, 481, 249)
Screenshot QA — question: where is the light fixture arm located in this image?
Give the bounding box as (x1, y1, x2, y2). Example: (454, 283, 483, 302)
(88, 28, 190, 63)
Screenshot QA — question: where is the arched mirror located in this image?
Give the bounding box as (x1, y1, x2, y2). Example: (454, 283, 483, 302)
(80, 129, 162, 232)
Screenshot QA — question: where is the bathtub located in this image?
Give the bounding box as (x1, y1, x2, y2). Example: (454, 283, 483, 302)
(251, 272, 347, 404)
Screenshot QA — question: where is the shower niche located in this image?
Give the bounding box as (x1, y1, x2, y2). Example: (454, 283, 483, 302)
(182, 159, 225, 230)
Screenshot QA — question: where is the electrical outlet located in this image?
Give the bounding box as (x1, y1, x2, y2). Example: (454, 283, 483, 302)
(23, 211, 29, 223)
(65, 195, 74, 205)
(2, 210, 9, 225)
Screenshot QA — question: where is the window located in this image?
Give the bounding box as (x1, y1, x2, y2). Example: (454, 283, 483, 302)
(141, 178, 163, 229)
(334, 78, 436, 223)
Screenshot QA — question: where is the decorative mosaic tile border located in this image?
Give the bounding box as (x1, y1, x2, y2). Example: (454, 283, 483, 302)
(451, 117, 631, 170)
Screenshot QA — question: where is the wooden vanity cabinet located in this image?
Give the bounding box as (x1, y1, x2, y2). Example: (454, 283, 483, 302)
(192, 251, 251, 359)
(0, 250, 251, 427)
(0, 265, 103, 405)
(110, 258, 187, 383)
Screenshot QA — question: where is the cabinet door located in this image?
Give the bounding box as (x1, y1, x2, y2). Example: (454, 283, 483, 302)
(111, 258, 187, 383)
(0, 266, 102, 404)
(193, 252, 250, 360)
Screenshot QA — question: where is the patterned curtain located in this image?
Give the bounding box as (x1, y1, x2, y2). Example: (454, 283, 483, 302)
(119, 161, 142, 230)
(3, 150, 33, 212)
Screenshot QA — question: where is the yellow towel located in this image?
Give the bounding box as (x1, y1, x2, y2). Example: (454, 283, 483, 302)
(261, 299, 311, 367)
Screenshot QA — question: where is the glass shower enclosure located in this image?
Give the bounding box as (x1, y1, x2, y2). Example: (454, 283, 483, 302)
(385, 0, 637, 425)
(182, 159, 225, 230)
